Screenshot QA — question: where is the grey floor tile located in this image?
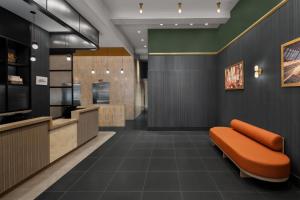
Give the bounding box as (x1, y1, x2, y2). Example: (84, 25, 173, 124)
(35, 192, 64, 200)
(69, 171, 114, 191)
(144, 172, 180, 191)
(119, 158, 150, 171)
(47, 171, 84, 192)
(142, 192, 181, 200)
(100, 192, 142, 200)
(149, 158, 177, 171)
(176, 158, 205, 171)
(182, 192, 222, 200)
(60, 191, 102, 200)
(179, 172, 218, 191)
(107, 172, 146, 191)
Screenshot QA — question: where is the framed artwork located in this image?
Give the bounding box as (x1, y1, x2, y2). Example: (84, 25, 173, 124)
(281, 38, 300, 87)
(225, 61, 244, 90)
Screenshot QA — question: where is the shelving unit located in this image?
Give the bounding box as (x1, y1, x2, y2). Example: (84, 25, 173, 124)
(49, 53, 74, 119)
(0, 36, 31, 115)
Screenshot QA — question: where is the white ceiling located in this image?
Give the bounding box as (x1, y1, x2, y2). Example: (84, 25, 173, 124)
(102, 0, 239, 56)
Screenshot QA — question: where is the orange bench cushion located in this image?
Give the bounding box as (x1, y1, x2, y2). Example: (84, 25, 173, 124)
(231, 119, 283, 152)
(210, 127, 290, 179)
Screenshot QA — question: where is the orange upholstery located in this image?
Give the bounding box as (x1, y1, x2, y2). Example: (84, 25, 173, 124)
(209, 126, 290, 180)
(231, 119, 283, 152)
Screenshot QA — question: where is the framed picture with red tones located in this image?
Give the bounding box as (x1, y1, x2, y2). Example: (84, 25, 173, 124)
(281, 37, 300, 87)
(225, 61, 244, 90)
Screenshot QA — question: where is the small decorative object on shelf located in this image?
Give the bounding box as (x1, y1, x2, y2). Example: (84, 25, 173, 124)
(8, 49, 17, 63)
(8, 75, 23, 85)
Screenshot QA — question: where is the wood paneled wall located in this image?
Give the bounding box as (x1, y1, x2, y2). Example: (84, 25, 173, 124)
(73, 56, 136, 120)
(217, 0, 300, 180)
(0, 122, 50, 194)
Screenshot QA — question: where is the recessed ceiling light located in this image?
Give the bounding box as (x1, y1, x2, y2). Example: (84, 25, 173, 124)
(175, 24, 178, 26)
(141, 38, 145, 42)
(189, 23, 194, 26)
(137, 30, 141, 34)
(144, 45, 147, 48)
(160, 24, 164, 26)
(204, 22, 209, 26)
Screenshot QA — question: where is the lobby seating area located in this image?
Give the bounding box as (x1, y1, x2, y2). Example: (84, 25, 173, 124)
(1, 0, 300, 199)
(210, 119, 291, 182)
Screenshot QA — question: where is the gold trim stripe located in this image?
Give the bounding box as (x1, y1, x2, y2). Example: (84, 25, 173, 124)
(148, 0, 288, 56)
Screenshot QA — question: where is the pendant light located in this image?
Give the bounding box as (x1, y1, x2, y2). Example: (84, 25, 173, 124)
(139, 3, 143, 14)
(91, 69, 96, 74)
(217, 1, 221, 13)
(178, 2, 182, 14)
(30, 11, 39, 50)
(120, 56, 124, 74)
(64, 35, 72, 62)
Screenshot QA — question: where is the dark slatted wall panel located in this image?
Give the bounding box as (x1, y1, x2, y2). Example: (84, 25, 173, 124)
(217, 0, 300, 179)
(148, 55, 217, 128)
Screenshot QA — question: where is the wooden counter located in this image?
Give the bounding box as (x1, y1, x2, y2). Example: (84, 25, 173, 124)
(0, 117, 51, 194)
(72, 105, 99, 146)
(98, 104, 125, 127)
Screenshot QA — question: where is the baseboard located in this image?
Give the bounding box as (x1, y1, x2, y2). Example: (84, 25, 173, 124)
(291, 174, 300, 188)
(147, 127, 210, 131)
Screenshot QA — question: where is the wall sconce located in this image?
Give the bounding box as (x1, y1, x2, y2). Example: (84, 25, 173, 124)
(254, 65, 263, 78)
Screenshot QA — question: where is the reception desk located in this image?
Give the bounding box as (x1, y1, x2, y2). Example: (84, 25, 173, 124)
(0, 105, 99, 195)
(98, 104, 125, 127)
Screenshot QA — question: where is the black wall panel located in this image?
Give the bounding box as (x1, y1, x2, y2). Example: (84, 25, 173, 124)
(148, 55, 217, 128)
(217, 0, 300, 179)
(0, 7, 30, 45)
(30, 26, 50, 117)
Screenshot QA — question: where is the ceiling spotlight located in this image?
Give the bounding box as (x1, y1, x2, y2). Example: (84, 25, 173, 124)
(204, 22, 209, 26)
(189, 23, 194, 26)
(106, 69, 110, 74)
(160, 23, 164, 26)
(120, 68, 124, 74)
(175, 24, 178, 26)
(91, 69, 96, 74)
(137, 30, 141, 34)
(144, 45, 147, 48)
(178, 2, 182, 14)
(30, 55, 37, 62)
(141, 38, 145, 42)
(217, 1, 221, 13)
(139, 3, 143, 14)
(66, 55, 72, 61)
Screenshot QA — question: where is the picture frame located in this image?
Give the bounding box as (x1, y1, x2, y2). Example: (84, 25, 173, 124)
(281, 37, 300, 87)
(225, 61, 244, 90)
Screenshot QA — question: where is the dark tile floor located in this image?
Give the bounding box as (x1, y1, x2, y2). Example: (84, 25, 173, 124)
(36, 113, 300, 200)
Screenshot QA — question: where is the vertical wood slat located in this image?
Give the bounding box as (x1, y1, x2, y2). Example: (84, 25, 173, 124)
(77, 110, 98, 146)
(0, 122, 50, 194)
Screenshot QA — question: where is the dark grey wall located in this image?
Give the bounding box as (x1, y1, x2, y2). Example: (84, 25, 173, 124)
(30, 26, 50, 117)
(217, 0, 300, 179)
(148, 55, 217, 128)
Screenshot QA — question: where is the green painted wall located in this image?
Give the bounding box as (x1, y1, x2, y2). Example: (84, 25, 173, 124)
(148, 0, 285, 53)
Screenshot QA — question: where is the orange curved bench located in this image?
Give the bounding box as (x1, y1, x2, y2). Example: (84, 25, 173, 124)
(209, 119, 290, 182)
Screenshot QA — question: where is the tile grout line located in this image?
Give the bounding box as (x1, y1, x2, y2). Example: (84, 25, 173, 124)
(56, 133, 122, 200)
(97, 134, 137, 200)
(140, 134, 156, 200)
(174, 134, 185, 200)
